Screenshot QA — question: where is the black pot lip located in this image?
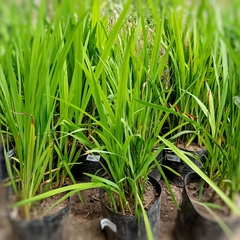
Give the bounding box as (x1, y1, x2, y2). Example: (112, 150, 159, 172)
(99, 175, 162, 218)
(183, 172, 240, 223)
(184, 172, 200, 187)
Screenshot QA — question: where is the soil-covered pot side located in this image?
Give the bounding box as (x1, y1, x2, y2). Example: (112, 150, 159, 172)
(162, 148, 207, 187)
(174, 172, 240, 240)
(99, 176, 162, 240)
(7, 190, 71, 240)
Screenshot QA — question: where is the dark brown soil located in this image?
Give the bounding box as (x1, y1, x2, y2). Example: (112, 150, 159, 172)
(101, 179, 159, 216)
(187, 181, 239, 220)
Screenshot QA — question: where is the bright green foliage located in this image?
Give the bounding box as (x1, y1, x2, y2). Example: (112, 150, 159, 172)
(1, 1, 240, 239)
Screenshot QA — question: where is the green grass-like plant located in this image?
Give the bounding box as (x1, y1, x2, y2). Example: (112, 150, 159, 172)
(1, 1, 240, 239)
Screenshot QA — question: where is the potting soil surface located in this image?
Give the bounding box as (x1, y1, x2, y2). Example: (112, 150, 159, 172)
(187, 181, 240, 221)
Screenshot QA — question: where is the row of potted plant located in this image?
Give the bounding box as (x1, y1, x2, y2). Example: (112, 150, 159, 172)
(0, 0, 240, 240)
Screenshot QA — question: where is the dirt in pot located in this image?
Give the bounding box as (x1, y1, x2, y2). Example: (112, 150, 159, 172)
(187, 181, 240, 220)
(177, 142, 206, 152)
(8, 186, 69, 221)
(101, 179, 159, 216)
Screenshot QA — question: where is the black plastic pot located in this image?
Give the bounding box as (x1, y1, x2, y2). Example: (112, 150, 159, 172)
(99, 176, 162, 240)
(162, 148, 207, 187)
(149, 149, 165, 182)
(71, 153, 106, 182)
(174, 172, 240, 240)
(0, 147, 8, 181)
(7, 191, 71, 240)
(0, 147, 14, 182)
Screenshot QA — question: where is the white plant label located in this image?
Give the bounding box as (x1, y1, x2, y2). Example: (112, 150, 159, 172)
(166, 153, 181, 162)
(7, 149, 14, 157)
(100, 218, 117, 233)
(86, 154, 100, 162)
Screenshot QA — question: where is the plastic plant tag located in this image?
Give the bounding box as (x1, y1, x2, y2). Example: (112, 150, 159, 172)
(166, 153, 181, 162)
(100, 218, 117, 233)
(86, 154, 101, 162)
